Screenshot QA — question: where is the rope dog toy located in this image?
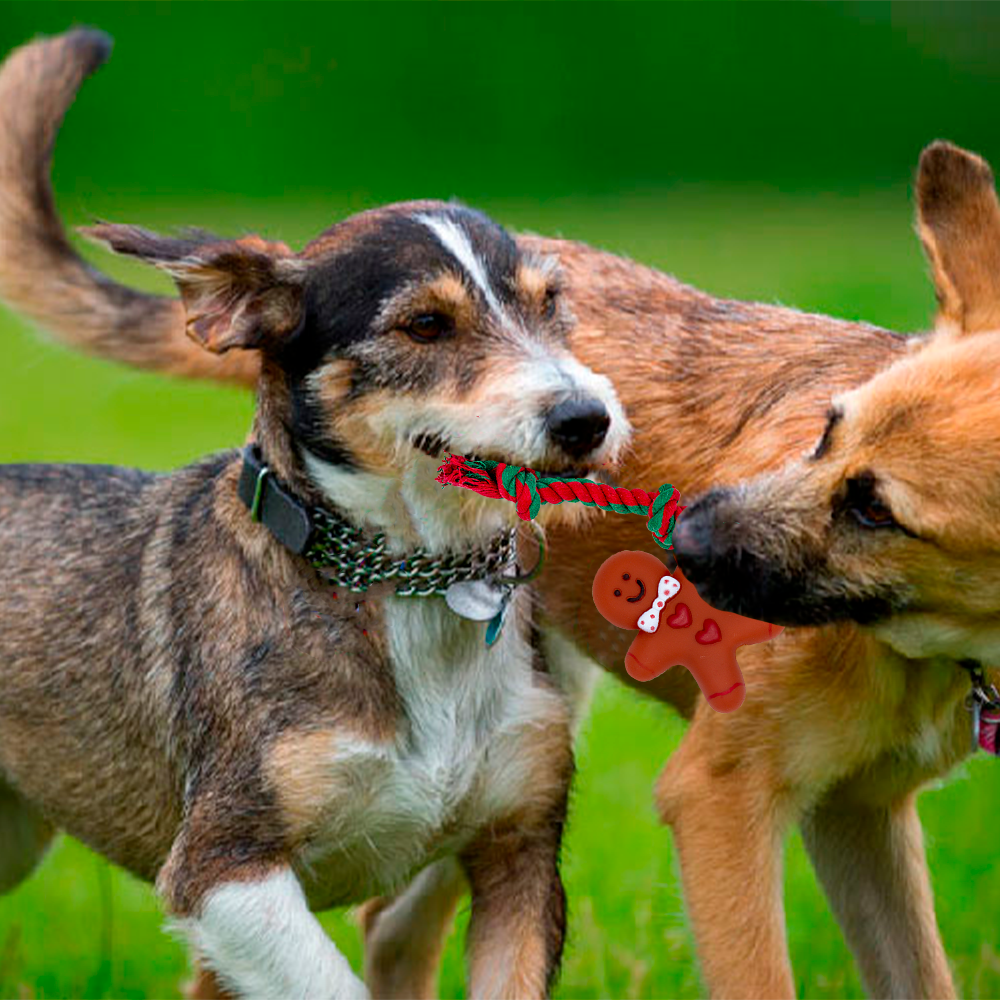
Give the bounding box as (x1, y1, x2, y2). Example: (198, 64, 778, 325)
(435, 455, 684, 550)
(436, 455, 783, 712)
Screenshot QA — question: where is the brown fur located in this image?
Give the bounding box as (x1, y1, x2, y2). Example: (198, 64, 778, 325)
(2, 27, 994, 1000)
(357, 860, 467, 1000)
(916, 140, 1000, 336)
(266, 728, 374, 848)
(0, 30, 622, 999)
(189, 212, 964, 998)
(185, 965, 235, 1000)
(462, 819, 568, 1000)
(0, 31, 257, 386)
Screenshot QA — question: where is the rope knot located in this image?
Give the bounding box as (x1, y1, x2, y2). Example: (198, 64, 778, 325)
(646, 484, 682, 550)
(497, 464, 542, 521)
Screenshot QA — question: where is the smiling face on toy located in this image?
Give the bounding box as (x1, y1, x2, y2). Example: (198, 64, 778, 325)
(591, 550, 668, 628)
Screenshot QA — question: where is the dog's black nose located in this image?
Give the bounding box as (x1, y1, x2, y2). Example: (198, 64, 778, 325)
(671, 510, 711, 581)
(673, 490, 774, 620)
(545, 397, 610, 459)
(671, 491, 726, 587)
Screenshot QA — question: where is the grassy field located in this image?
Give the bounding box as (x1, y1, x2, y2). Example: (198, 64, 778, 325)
(3, 192, 1000, 999)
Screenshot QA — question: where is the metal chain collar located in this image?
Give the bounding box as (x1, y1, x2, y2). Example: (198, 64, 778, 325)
(305, 507, 518, 597)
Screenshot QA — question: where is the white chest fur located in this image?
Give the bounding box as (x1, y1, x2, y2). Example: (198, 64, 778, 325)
(295, 589, 563, 908)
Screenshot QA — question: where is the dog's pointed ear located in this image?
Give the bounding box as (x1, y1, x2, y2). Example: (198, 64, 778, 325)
(80, 224, 306, 353)
(916, 141, 1000, 335)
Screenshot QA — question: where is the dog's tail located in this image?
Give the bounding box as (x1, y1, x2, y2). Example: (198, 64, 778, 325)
(0, 29, 258, 386)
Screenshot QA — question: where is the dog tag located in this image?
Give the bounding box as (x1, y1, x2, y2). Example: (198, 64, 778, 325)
(445, 579, 508, 622)
(485, 589, 512, 647)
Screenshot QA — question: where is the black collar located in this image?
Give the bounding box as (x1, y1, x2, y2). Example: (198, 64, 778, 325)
(238, 444, 313, 554)
(237, 445, 517, 596)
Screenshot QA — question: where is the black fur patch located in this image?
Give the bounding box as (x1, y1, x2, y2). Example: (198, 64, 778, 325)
(277, 205, 525, 464)
(811, 406, 844, 461)
(287, 377, 358, 469)
(682, 552, 900, 627)
(279, 206, 520, 379)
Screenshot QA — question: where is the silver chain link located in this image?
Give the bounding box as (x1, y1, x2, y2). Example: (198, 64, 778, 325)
(305, 509, 517, 597)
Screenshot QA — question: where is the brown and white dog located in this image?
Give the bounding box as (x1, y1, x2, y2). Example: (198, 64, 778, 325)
(0, 29, 634, 1000)
(3, 26, 997, 1000)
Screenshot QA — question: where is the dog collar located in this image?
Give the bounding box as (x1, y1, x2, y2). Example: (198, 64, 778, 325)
(237, 445, 517, 597)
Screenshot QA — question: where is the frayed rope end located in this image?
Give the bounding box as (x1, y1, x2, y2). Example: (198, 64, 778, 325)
(435, 455, 503, 500)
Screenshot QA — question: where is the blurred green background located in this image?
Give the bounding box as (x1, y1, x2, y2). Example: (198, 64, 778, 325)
(3, 3, 1000, 998)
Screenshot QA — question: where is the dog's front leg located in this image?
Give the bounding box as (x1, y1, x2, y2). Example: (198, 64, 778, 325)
(460, 808, 568, 1000)
(162, 857, 368, 1000)
(801, 788, 955, 999)
(656, 729, 796, 999)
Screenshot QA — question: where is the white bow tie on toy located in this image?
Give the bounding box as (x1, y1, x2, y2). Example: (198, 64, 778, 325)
(637, 574, 682, 633)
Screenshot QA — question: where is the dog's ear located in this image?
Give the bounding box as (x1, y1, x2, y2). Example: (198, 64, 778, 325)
(916, 141, 1000, 335)
(80, 225, 305, 353)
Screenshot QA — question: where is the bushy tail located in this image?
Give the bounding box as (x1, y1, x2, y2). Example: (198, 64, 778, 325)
(0, 29, 258, 386)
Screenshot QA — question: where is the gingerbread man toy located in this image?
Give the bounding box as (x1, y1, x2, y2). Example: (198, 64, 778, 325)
(592, 550, 782, 712)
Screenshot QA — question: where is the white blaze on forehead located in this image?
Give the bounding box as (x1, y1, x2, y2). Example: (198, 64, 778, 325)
(416, 212, 507, 319)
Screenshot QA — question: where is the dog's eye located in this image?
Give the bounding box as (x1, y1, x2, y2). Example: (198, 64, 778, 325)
(405, 313, 453, 343)
(542, 287, 559, 320)
(838, 473, 922, 537)
(852, 499, 896, 529)
(844, 475, 897, 529)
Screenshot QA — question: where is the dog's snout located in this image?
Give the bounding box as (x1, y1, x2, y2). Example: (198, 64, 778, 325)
(673, 490, 794, 623)
(545, 397, 610, 459)
(672, 489, 750, 600)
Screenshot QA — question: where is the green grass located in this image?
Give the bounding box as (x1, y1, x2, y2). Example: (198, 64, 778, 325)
(3, 192, 1000, 999)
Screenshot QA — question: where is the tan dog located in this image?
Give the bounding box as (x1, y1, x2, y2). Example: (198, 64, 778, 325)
(367, 145, 997, 1000)
(1, 26, 993, 1000)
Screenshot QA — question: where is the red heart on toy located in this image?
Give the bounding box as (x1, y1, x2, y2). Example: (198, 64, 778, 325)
(666, 603, 692, 629)
(695, 619, 722, 645)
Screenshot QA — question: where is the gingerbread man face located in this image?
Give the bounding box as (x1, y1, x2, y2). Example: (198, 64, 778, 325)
(591, 550, 670, 629)
(591, 549, 783, 713)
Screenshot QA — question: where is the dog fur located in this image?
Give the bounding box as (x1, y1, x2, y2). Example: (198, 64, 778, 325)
(360, 145, 997, 1000)
(0, 29, 645, 1000)
(1, 26, 994, 1000)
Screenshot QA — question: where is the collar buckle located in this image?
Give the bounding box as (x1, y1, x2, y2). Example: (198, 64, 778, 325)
(237, 445, 313, 554)
(248, 461, 269, 523)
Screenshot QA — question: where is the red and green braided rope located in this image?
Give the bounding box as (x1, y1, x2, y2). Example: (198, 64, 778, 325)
(435, 455, 685, 550)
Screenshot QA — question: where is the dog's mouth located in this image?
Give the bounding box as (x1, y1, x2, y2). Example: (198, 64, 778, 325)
(411, 432, 597, 482)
